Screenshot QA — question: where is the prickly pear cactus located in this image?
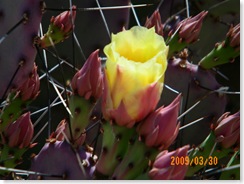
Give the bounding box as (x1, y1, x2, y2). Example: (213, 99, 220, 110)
(29, 140, 96, 179)
(0, 0, 43, 99)
(0, 0, 240, 180)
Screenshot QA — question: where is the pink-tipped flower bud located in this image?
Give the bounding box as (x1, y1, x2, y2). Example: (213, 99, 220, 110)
(51, 119, 67, 141)
(170, 11, 208, 44)
(137, 94, 181, 150)
(39, 6, 77, 48)
(149, 145, 190, 180)
(4, 112, 34, 148)
(227, 24, 240, 50)
(214, 111, 240, 149)
(51, 119, 86, 147)
(51, 5, 76, 37)
(145, 10, 164, 37)
(71, 49, 103, 100)
(18, 63, 40, 101)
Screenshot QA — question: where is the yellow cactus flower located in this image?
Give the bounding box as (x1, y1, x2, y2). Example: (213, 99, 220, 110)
(102, 26, 168, 128)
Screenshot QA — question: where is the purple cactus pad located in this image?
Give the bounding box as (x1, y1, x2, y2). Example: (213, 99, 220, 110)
(29, 141, 96, 180)
(0, 0, 43, 99)
(161, 57, 227, 145)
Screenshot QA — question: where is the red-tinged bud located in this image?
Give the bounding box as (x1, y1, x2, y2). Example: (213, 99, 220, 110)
(145, 10, 164, 37)
(18, 63, 40, 101)
(171, 11, 208, 44)
(50, 5, 76, 37)
(39, 5, 76, 48)
(4, 112, 34, 148)
(52, 119, 86, 147)
(51, 119, 67, 141)
(149, 145, 190, 180)
(137, 94, 181, 150)
(71, 50, 103, 100)
(214, 111, 240, 148)
(227, 24, 240, 50)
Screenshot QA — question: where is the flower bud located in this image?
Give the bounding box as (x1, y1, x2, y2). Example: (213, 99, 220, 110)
(149, 145, 190, 180)
(71, 50, 103, 100)
(227, 24, 240, 50)
(214, 111, 240, 148)
(137, 94, 181, 150)
(51, 6, 76, 35)
(18, 63, 40, 101)
(51, 119, 67, 141)
(40, 5, 76, 48)
(52, 119, 86, 147)
(4, 112, 34, 148)
(145, 10, 164, 37)
(102, 26, 168, 128)
(170, 11, 208, 44)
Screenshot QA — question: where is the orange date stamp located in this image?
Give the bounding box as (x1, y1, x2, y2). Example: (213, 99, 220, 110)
(170, 156, 218, 166)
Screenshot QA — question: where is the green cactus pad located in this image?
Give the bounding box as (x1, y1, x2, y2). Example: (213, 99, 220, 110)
(95, 122, 135, 177)
(219, 150, 240, 180)
(111, 138, 158, 180)
(186, 131, 233, 176)
(198, 40, 240, 69)
(167, 33, 188, 58)
(0, 144, 26, 176)
(0, 94, 29, 131)
(68, 95, 94, 141)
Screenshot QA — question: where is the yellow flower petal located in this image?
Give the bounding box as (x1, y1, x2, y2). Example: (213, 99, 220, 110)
(103, 26, 168, 126)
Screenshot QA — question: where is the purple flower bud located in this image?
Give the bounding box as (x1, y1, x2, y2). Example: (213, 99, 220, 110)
(51, 5, 76, 37)
(137, 94, 181, 150)
(71, 50, 103, 100)
(172, 11, 208, 44)
(227, 24, 240, 50)
(18, 63, 40, 101)
(145, 10, 164, 37)
(149, 145, 190, 180)
(214, 111, 240, 149)
(39, 6, 77, 48)
(51, 119, 86, 147)
(50, 119, 67, 141)
(4, 112, 34, 148)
